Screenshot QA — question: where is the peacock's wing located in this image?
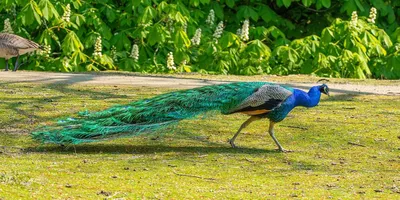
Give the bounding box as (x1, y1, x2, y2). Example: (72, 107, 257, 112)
(227, 84, 293, 115)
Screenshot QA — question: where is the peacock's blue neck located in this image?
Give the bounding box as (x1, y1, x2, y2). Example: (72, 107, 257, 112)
(266, 86, 322, 122)
(293, 86, 322, 108)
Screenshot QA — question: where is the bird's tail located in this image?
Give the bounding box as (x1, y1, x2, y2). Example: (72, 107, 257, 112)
(31, 82, 266, 145)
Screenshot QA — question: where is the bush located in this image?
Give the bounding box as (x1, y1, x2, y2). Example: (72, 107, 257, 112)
(0, 0, 399, 78)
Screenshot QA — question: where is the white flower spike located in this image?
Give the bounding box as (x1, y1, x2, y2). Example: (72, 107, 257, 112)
(191, 28, 202, 46)
(3, 18, 13, 34)
(367, 7, 377, 24)
(167, 52, 176, 70)
(241, 19, 249, 41)
(351, 11, 358, 27)
(62, 4, 71, 22)
(93, 36, 102, 57)
(130, 44, 139, 61)
(206, 9, 215, 26)
(213, 21, 224, 43)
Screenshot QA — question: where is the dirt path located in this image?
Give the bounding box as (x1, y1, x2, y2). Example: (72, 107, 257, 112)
(0, 71, 399, 95)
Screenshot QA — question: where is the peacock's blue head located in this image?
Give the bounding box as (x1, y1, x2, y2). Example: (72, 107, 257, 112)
(319, 84, 329, 96)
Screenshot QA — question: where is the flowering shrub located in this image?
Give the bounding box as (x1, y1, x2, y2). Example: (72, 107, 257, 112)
(0, 0, 398, 78)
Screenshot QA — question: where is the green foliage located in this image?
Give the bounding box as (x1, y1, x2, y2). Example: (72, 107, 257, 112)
(0, 0, 399, 78)
(272, 18, 397, 78)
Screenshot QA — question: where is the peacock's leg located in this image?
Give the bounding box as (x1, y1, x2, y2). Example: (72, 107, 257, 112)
(229, 116, 260, 148)
(12, 55, 20, 72)
(268, 121, 290, 152)
(4, 59, 9, 71)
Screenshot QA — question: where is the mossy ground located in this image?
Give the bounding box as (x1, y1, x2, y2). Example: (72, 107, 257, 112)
(0, 79, 399, 199)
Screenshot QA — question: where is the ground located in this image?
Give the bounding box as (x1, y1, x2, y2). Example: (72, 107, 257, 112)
(0, 71, 399, 199)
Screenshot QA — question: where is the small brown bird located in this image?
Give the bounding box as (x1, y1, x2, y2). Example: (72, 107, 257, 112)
(0, 33, 43, 71)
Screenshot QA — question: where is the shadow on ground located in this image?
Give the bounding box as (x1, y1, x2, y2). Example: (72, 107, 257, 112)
(25, 144, 280, 155)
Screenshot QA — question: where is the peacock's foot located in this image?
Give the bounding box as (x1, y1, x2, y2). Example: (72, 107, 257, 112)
(278, 148, 294, 153)
(228, 139, 238, 148)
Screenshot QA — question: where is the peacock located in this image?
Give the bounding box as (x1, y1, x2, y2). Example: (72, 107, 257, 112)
(0, 33, 43, 71)
(32, 82, 329, 152)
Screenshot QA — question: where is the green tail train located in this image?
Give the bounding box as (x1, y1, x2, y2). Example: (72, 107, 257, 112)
(32, 82, 269, 144)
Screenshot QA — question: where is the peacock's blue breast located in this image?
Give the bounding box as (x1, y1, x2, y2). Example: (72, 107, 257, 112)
(265, 95, 296, 122)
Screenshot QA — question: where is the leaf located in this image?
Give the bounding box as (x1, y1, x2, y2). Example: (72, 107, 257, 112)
(287, 48, 299, 63)
(252, 26, 269, 38)
(38, 0, 59, 20)
(105, 6, 117, 22)
(391, 28, 400, 43)
(249, 9, 259, 21)
(320, 0, 331, 8)
(387, 53, 400, 78)
(71, 51, 87, 66)
(111, 32, 131, 51)
(174, 29, 191, 49)
(132, 0, 141, 7)
(302, 0, 313, 7)
(282, 0, 292, 8)
(340, 0, 357, 15)
(183, 65, 191, 72)
(147, 24, 166, 46)
(97, 22, 113, 40)
(321, 28, 333, 44)
(268, 26, 285, 39)
(39, 0, 49, 20)
(200, 0, 210, 4)
(174, 12, 187, 24)
(220, 32, 240, 49)
(226, 0, 235, 8)
(141, 6, 156, 23)
(174, 50, 189, 64)
(377, 30, 393, 48)
(86, 64, 98, 71)
(19, 0, 43, 25)
(237, 6, 258, 21)
(122, 58, 136, 71)
(190, 0, 200, 7)
(246, 40, 271, 58)
(387, 6, 395, 24)
(158, 1, 168, 12)
(259, 5, 277, 23)
(176, 1, 190, 16)
(353, 53, 371, 78)
(99, 54, 116, 70)
(20, 4, 35, 26)
(354, 0, 365, 12)
(212, 3, 224, 19)
(316, 52, 329, 68)
(62, 31, 84, 54)
(31, 0, 43, 24)
(71, 14, 86, 26)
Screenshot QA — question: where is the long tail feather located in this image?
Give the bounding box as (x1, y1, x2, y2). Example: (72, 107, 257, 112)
(32, 82, 268, 144)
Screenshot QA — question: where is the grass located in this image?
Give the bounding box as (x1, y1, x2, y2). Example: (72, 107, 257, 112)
(0, 80, 399, 199)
